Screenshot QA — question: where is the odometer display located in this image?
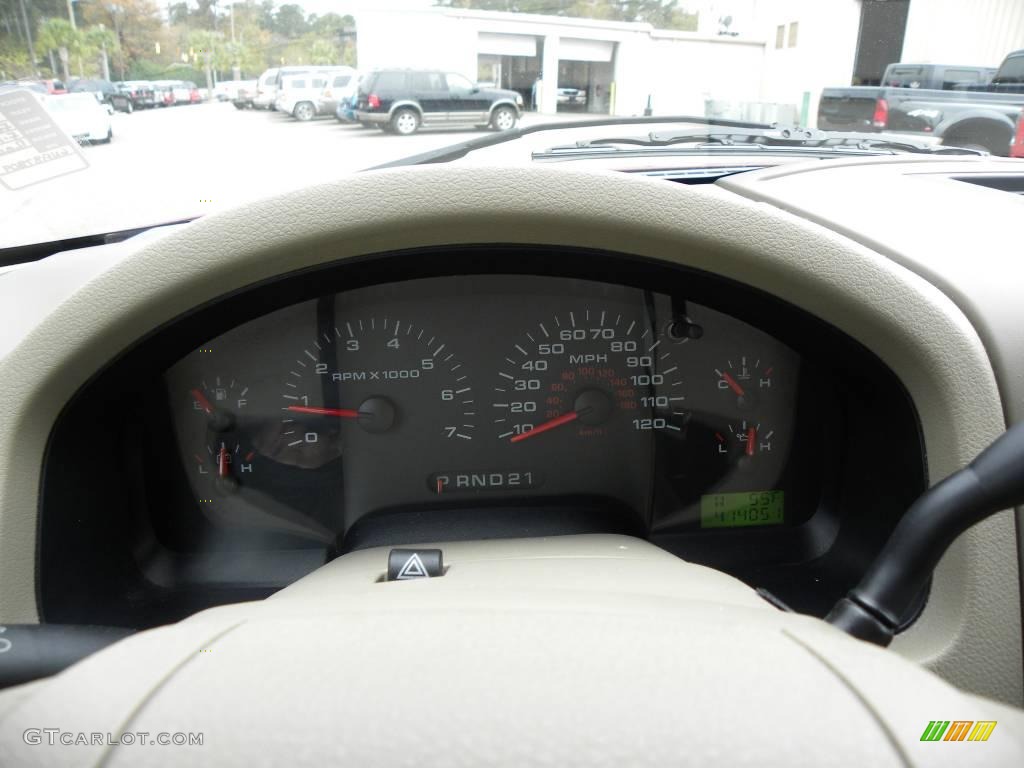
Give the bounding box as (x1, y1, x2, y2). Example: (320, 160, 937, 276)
(700, 491, 785, 528)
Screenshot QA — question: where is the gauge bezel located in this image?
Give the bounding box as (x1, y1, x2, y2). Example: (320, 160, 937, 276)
(37, 244, 927, 629)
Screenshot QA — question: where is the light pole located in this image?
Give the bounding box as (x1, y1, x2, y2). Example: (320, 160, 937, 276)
(66, 0, 77, 29)
(99, 24, 110, 81)
(17, 0, 37, 75)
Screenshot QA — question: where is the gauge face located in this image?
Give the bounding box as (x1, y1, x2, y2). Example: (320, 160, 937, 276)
(492, 310, 688, 444)
(273, 317, 474, 467)
(714, 356, 773, 410)
(714, 419, 776, 460)
(188, 376, 256, 492)
(193, 435, 259, 494)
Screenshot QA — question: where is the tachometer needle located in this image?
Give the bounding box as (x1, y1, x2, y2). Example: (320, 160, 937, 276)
(746, 426, 757, 457)
(191, 388, 214, 415)
(721, 372, 745, 397)
(286, 406, 361, 418)
(510, 410, 580, 444)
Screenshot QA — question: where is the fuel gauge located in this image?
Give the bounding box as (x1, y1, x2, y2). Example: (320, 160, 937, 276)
(190, 376, 249, 432)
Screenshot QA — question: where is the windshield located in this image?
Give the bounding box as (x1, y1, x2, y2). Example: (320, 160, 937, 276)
(1, 0, 1022, 249)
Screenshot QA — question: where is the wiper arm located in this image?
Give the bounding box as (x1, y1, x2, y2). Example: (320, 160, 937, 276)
(534, 125, 986, 158)
(365, 115, 771, 170)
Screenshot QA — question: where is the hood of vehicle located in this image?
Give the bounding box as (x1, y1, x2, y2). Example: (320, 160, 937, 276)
(477, 86, 520, 101)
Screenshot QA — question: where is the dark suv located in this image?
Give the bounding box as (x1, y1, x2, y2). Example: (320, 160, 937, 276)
(355, 69, 522, 135)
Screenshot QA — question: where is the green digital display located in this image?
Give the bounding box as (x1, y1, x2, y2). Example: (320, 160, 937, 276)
(700, 491, 785, 528)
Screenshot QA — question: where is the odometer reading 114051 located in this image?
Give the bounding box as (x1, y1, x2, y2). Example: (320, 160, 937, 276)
(700, 491, 784, 528)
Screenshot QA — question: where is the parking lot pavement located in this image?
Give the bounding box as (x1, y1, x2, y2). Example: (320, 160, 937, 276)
(2, 102, 574, 250)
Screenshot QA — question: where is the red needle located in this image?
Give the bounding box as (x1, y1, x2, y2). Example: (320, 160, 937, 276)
(721, 372, 745, 397)
(746, 426, 757, 457)
(217, 445, 230, 478)
(287, 406, 360, 418)
(510, 410, 580, 444)
(191, 388, 214, 415)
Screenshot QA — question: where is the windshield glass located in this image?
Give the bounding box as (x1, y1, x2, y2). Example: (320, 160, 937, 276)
(1, 0, 1022, 249)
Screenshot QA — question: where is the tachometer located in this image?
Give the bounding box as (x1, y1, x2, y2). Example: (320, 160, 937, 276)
(492, 309, 687, 443)
(272, 317, 475, 467)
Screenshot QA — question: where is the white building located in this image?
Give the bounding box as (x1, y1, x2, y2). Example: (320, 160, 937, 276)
(351, 1, 1024, 126)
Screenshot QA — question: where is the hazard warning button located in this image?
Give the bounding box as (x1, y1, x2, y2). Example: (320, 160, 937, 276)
(387, 549, 444, 581)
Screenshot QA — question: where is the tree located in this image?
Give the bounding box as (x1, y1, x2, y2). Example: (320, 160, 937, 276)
(308, 37, 336, 65)
(83, 24, 120, 80)
(36, 17, 79, 81)
(273, 3, 307, 39)
(81, 0, 163, 81)
(186, 28, 224, 94)
(0, 37, 33, 79)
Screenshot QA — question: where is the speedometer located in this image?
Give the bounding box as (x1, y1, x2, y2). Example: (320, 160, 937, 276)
(492, 309, 688, 444)
(270, 317, 475, 467)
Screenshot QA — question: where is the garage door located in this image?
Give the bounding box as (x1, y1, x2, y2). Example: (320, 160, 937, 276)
(559, 38, 614, 63)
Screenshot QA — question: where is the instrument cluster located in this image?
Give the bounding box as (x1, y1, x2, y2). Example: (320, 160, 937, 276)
(164, 274, 818, 545)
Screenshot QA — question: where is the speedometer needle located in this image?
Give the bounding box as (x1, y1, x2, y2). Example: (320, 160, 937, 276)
(510, 410, 580, 443)
(286, 406, 361, 418)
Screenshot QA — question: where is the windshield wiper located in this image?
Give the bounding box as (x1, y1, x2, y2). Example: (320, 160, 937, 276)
(366, 115, 771, 170)
(533, 125, 986, 159)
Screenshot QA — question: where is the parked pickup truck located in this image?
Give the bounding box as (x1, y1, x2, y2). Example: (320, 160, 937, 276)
(818, 50, 1024, 155)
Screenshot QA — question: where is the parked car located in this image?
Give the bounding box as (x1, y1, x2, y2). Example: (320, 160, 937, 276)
(968, 48, 1024, 93)
(68, 79, 132, 113)
(230, 80, 258, 109)
(19, 78, 67, 95)
(44, 92, 112, 144)
(213, 80, 254, 102)
(2, 80, 46, 94)
(880, 63, 996, 90)
(1012, 109, 1024, 158)
(335, 91, 359, 124)
(317, 70, 358, 118)
(274, 67, 355, 120)
(818, 49, 1024, 154)
(149, 80, 177, 107)
(252, 67, 279, 110)
(256, 66, 315, 111)
(116, 81, 156, 110)
(355, 69, 522, 135)
(275, 73, 327, 120)
(557, 86, 587, 105)
(173, 81, 201, 104)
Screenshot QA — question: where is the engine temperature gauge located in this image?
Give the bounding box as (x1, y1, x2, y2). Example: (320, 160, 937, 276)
(714, 357, 773, 410)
